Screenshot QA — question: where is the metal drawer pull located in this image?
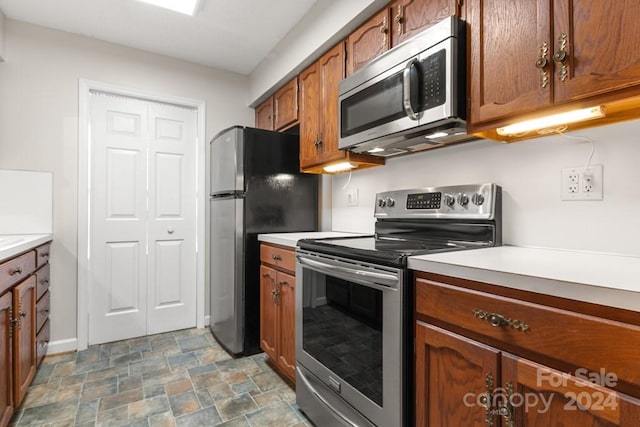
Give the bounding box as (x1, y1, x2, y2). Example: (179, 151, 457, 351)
(9, 267, 23, 276)
(472, 309, 529, 331)
(271, 254, 282, 261)
(40, 279, 49, 285)
(40, 252, 50, 258)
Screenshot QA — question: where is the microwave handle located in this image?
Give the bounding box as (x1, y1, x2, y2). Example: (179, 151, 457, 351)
(403, 57, 421, 120)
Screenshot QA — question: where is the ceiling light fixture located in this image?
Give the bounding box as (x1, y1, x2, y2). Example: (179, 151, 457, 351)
(496, 106, 605, 136)
(136, 0, 202, 16)
(323, 162, 358, 173)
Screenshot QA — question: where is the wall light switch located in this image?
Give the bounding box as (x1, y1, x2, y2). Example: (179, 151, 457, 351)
(346, 188, 359, 206)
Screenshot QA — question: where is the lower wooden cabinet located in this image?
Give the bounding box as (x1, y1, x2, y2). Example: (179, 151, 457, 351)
(0, 292, 13, 427)
(259, 244, 296, 384)
(0, 242, 52, 427)
(415, 272, 640, 426)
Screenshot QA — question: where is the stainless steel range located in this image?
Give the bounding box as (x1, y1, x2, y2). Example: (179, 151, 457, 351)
(295, 183, 502, 426)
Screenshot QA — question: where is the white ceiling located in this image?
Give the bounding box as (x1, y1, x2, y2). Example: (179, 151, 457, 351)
(0, 0, 317, 75)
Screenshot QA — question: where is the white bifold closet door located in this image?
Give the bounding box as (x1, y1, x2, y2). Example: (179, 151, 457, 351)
(89, 92, 197, 345)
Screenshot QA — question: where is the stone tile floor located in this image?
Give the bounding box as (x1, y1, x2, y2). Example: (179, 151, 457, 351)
(10, 328, 311, 426)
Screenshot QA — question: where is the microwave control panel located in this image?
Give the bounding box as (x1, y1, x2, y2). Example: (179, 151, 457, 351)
(421, 49, 446, 110)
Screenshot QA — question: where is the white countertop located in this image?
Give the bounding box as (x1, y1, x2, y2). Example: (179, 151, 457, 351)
(0, 234, 53, 263)
(258, 232, 369, 249)
(408, 246, 640, 312)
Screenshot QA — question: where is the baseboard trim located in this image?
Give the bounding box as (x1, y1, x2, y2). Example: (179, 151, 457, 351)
(47, 338, 78, 355)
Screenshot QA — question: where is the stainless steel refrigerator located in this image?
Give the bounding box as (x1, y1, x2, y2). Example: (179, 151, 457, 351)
(209, 126, 318, 356)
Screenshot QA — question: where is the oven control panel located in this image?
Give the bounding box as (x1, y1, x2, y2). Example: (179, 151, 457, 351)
(374, 183, 501, 220)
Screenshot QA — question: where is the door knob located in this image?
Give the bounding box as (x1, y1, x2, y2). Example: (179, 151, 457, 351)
(168, 227, 175, 234)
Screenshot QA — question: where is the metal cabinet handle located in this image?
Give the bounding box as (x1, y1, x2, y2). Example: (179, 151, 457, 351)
(380, 16, 388, 49)
(40, 252, 50, 258)
(472, 309, 529, 331)
(554, 33, 569, 82)
(478, 373, 494, 427)
(40, 279, 49, 285)
(9, 267, 23, 276)
(498, 382, 515, 427)
(271, 254, 282, 261)
(536, 42, 550, 88)
(403, 57, 421, 120)
(394, 5, 404, 36)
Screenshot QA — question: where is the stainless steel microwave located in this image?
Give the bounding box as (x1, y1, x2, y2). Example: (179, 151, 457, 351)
(338, 16, 475, 157)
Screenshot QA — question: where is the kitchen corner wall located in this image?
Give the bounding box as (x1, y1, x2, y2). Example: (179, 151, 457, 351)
(0, 20, 254, 346)
(331, 120, 640, 257)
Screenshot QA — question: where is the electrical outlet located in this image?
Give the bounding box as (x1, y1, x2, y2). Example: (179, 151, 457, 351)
(561, 164, 603, 201)
(346, 188, 359, 206)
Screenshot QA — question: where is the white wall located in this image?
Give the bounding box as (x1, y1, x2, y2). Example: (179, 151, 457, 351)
(331, 120, 640, 257)
(248, 0, 388, 105)
(0, 8, 5, 61)
(0, 20, 254, 345)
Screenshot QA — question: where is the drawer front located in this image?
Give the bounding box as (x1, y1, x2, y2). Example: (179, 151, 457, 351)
(0, 251, 36, 295)
(36, 319, 50, 367)
(36, 290, 50, 333)
(36, 243, 51, 269)
(260, 244, 295, 272)
(36, 263, 50, 301)
(416, 277, 640, 387)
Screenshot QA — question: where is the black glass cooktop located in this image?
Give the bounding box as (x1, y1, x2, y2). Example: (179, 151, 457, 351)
(297, 235, 480, 268)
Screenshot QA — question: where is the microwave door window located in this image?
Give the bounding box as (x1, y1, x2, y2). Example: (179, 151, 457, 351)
(340, 72, 406, 138)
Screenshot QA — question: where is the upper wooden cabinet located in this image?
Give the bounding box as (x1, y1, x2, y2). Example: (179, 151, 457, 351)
(273, 78, 298, 131)
(254, 97, 274, 131)
(346, 8, 391, 76)
(469, 0, 640, 140)
(347, 0, 462, 76)
(299, 43, 384, 173)
(390, 0, 462, 46)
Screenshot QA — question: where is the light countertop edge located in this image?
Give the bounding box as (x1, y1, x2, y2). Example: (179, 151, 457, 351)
(408, 246, 640, 313)
(0, 234, 53, 262)
(258, 232, 370, 249)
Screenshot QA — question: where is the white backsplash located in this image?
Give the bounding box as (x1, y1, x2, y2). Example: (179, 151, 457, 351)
(331, 119, 640, 257)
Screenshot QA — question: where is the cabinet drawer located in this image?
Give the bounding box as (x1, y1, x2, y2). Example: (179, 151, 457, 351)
(416, 277, 640, 388)
(0, 251, 35, 295)
(36, 263, 50, 301)
(36, 319, 50, 367)
(36, 243, 51, 269)
(36, 290, 50, 333)
(260, 244, 295, 272)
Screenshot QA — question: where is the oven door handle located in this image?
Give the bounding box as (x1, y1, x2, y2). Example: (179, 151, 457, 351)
(297, 367, 361, 427)
(297, 255, 399, 290)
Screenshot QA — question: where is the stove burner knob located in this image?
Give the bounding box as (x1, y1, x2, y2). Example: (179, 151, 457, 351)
(443, 194, 455, 207)
(471, 193, 485, 206)
(377, 198, 386, 207)
(385, 197, 395, 207)
(457, 193, 469, 206)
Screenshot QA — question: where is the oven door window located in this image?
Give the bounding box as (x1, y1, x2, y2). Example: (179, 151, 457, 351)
(302, 274, 383, 406)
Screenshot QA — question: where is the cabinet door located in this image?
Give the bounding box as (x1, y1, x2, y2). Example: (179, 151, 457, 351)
(277, 271, 296, 383)
(468, 0, 553, 126)
(274, 78, 298, 130)
(299, 62, 322, 169)
(552, 0, 640, 103)
(502, 354, 640, 426)
(415, 321, 500, 427)
(318, 43, 346, 164)
(0, 292, 13, 427)
(259, 265, 278, 362)
(13, 277, 36, 407)
(346, 8, 391, 76)
(390, 0, 460, 46)
(255, 97, 274, 130)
